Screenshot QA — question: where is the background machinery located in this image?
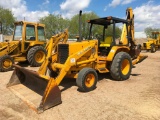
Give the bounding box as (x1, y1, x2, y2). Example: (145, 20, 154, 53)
(142, 32, 160, 53)
(7, 7, 147, 113)
(0, 21, 47, 72)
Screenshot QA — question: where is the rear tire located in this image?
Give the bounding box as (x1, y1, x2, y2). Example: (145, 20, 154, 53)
(151, 44, 156, 53)
(76, 68, 98, 92)
(0, 55, 14, 72)
(27, 46, 47, 67)
(110, 52, 132, 80)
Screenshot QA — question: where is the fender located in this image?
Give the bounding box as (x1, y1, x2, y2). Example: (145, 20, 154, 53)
(107, 46, 130, 61)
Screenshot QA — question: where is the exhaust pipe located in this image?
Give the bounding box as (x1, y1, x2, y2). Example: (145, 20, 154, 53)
(77, 10, 82, 42)
(0, 22, 2, 34)
(7, 64, 61, 113)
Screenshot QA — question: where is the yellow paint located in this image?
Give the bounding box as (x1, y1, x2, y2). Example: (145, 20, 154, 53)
(121, 59, 130, 75)
(100, 36, 112, 47)
(85, 73, 95, 88)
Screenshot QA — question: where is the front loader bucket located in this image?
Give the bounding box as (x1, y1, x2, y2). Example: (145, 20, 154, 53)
(7, 65, 61, 113)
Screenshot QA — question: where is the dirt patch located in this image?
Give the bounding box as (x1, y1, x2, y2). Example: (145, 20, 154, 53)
(0, 106, 24, 120)
(0, 51, 160, 120)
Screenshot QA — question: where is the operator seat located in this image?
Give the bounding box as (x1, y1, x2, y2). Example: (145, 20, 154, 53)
(100, 36, 113, 47)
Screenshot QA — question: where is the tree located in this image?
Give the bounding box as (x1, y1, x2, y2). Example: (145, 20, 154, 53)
(144, 27, 160, 37)
(68, 12, 122, 39)
(0, 6, 15, 35)
(105, 25, 122, 38)
(69, 12, 99, 39)
(39, 14, 70, 38)
(39, 12, 122, 39)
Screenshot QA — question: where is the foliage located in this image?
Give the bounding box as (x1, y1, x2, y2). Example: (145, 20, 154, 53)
(105, 25, 122, 38)
(0, 6, 15, 35)
(39, 14, 70, 38)
(144, 27, 160, 37)
(39, 12, 122, 39)
(69, 12, 99, 39)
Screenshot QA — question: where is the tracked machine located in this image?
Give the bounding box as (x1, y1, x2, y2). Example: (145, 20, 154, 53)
(7, 7, 147, 113)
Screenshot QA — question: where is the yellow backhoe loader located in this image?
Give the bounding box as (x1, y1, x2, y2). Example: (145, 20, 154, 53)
(7, 7, 147, 113)
(142, 32, 160, 53)
(0, 21, 47, 72)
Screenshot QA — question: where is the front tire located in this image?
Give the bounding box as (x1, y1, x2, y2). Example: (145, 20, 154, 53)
(110, 52, 132, 80)
(0, 55, 14, 72)
(76, 68, 98, 92)
(27, 46, 47, 67)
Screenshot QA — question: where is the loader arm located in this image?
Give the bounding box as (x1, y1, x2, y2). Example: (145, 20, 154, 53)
(49, 40, 97, 85)
(38, 30, 68, 75)
(7, 40, 98, 113)
(38, 40, 97, 111)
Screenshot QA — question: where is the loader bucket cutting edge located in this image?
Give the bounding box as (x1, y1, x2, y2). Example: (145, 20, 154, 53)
(7, 64, 62, 113)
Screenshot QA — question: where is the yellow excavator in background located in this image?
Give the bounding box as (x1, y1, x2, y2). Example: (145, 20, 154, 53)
(142, 32, 160, 53)
(0, 21, 47, 72)
(7, 7, 147, 113)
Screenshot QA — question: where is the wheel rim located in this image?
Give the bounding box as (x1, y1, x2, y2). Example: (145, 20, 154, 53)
(85, 73, 95, 88)
(3, 59, 12, 69)
(35, 51, 45, 63)
(121, 59, 130, 75)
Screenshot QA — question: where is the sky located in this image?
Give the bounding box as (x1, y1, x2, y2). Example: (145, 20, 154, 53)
(0, 0, 160, 37)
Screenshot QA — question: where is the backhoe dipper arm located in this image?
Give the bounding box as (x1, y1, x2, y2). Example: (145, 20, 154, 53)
(126, 7, 136, 46)
(126, 7, 147, 61)
(38, 30, 68, 75)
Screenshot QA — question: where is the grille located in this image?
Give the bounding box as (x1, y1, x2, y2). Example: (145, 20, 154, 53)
(58, 44, 69, 64)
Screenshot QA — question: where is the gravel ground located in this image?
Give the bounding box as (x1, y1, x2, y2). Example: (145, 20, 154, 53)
(0, 50, 160, 120)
